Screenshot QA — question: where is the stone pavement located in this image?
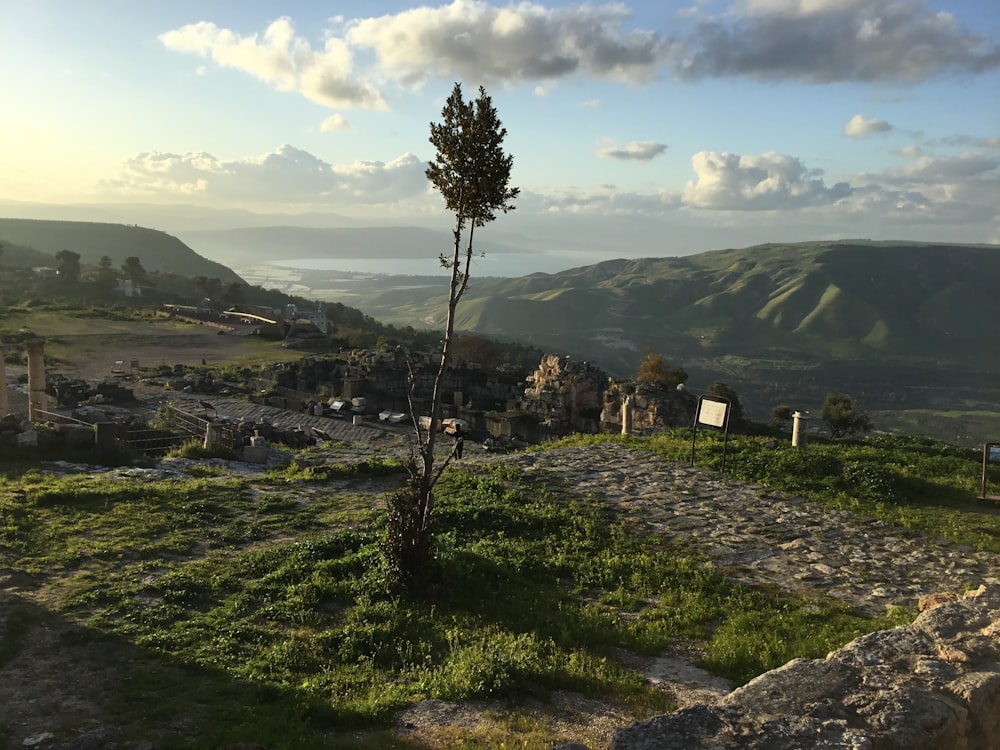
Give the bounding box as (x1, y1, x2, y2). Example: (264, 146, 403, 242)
(466, 443, 1000, 616)
(147, 391, 414, 450)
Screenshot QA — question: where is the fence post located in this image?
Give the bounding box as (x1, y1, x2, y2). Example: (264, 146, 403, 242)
(26, 338, 47, 422)
(95, 422, 118, 463)
(204, 421, 223, 450)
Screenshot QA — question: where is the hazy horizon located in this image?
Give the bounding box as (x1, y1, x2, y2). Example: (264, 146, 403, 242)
(1, 0, 997, 268)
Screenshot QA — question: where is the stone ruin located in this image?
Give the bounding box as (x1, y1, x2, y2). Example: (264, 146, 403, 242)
(610, 583, 1000, 750)
(521, 355, 608, 435)
(601, 380, 696, 435)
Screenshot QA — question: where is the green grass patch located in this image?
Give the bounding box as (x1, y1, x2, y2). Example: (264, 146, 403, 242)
(0, 451, 922, 746)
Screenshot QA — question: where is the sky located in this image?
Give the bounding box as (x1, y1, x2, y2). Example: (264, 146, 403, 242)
(1, 0, 999, 273)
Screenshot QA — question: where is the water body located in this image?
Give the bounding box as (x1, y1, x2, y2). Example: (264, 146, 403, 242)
(266, 249, 602, 278)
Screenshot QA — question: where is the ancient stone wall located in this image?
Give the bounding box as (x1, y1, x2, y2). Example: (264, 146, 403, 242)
(611, 583, 1000, 750)
(521, 355, 608, 434)
(600, 381, 696, 433)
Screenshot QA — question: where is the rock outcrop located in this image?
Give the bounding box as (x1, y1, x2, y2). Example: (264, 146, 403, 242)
(611, 583, 1000, 750)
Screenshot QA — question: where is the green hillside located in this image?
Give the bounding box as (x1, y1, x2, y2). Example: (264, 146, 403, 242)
(349, 240, 1000, 439)
(355, 240, 1000, 370)
(0, 218, 241, 282)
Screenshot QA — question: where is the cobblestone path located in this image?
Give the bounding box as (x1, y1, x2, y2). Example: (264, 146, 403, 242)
(468, 443, 1000, 615)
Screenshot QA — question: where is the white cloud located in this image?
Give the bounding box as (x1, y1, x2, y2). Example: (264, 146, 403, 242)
(843, 114, 893, 138)
(682, 151, 852, 210)
(843, 147, 1000, 224)
(160, 18, 387, 110)
(343, 0, 664, 86)
(100, 146, 430, 208)
(671, 0, 1000, 83)
(161, 2, 1000, 115)
(597, 140, 667, 162)
(320, 114, 350, 132)
(579, 99, 602, 108)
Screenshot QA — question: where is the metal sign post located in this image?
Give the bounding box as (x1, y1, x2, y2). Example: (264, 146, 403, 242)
(691, 395, 732, 473)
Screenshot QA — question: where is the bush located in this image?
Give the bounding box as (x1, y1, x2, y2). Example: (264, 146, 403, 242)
(842, 461, 904, 503)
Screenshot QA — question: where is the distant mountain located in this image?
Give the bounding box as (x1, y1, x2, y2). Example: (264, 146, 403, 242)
(0, 218, 241, 282)
(176, 225, 534, 269)
(353, 239, 1000, 372)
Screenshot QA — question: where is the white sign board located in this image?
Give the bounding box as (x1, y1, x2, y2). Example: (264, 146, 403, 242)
(697, 399, 728, 428)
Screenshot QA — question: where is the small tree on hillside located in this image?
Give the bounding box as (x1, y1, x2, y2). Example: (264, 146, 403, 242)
(384, 82, 518, 587)
(122, 256, 151, 290)
(707, 380, 743, 422)
(772, 404, 794, 430)
(636, 352, 688, 390)
(94, 255, 118, 293)
(821, 392, 872, 438)
(55, 249, 81, 286)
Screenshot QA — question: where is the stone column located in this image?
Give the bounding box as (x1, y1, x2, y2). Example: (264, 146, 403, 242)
(26, 338, 46, 422)
(204, 421, 223, 450)
(95, 422, 118, 463)
(792, 411, 809, 448)
(0, 346, 8, 416)
(621, 395, 633, 436)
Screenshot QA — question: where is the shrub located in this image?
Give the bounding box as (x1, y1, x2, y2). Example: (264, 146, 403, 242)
(842, 461, 904, 502)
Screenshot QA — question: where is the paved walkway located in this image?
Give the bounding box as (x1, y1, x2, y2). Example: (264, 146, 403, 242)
(468, 443, 999, 615)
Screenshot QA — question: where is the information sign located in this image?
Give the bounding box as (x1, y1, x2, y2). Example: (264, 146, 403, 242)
(698, 399, 728, 428)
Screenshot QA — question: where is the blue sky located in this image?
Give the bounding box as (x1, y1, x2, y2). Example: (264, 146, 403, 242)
(1, 0, 998, 271)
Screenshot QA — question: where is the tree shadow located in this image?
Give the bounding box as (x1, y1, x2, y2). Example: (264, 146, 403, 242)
(0, 588, 415, 750)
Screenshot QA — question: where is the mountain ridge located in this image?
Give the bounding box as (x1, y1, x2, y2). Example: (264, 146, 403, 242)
(0, 218, 242, 282)
(350, 240, 1000, 373)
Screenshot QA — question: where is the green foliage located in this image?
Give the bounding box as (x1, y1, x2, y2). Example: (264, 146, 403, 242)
(164, 439, 236, 461)
(635, 352, 688, 390)
(268, 455, 406, 483)
(55, 248, 82, 285)
(821, 392, 873, 438)
(426, 82, 520, 229)
(382, 459, 434, 587)
(772, 405, 794, 429)
(0, 455, 914, 745)
(707, 381, 743, 421)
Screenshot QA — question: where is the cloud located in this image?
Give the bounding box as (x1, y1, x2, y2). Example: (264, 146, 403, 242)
(162, 2, 1000, 115)
(843, 147, 1000, 224)
(159, 18, 387, 110)
(100, 145, 429, 208)
(670, 0, 1000, 83)
(343, 1, 664, 86)
(533, 185, 680, 215)
(597, 140, 667, 162)
(844, 114, 893, 138)
(682, 151, 852, 210)
(320, 114, 350, 132)
(579, 99, 602, 108)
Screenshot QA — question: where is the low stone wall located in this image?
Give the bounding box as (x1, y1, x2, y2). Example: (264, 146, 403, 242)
(611, 583, 1000, 750)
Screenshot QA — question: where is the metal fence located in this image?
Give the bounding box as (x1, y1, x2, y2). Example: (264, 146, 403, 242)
(32, 403, 242, 456)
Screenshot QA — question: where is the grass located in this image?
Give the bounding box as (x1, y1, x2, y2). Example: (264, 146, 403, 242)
(556, 430, 1000, 553)
(0, 449, 914, 748)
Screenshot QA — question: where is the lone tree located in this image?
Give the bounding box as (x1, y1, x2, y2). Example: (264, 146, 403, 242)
(384, 82, 518, 587)
(821, 392, 873, 438)
(771, 404, 794, 430)
(707, 380, 744, 422)
(636, 352, 687, 390)
(55, 249, 81, 286)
